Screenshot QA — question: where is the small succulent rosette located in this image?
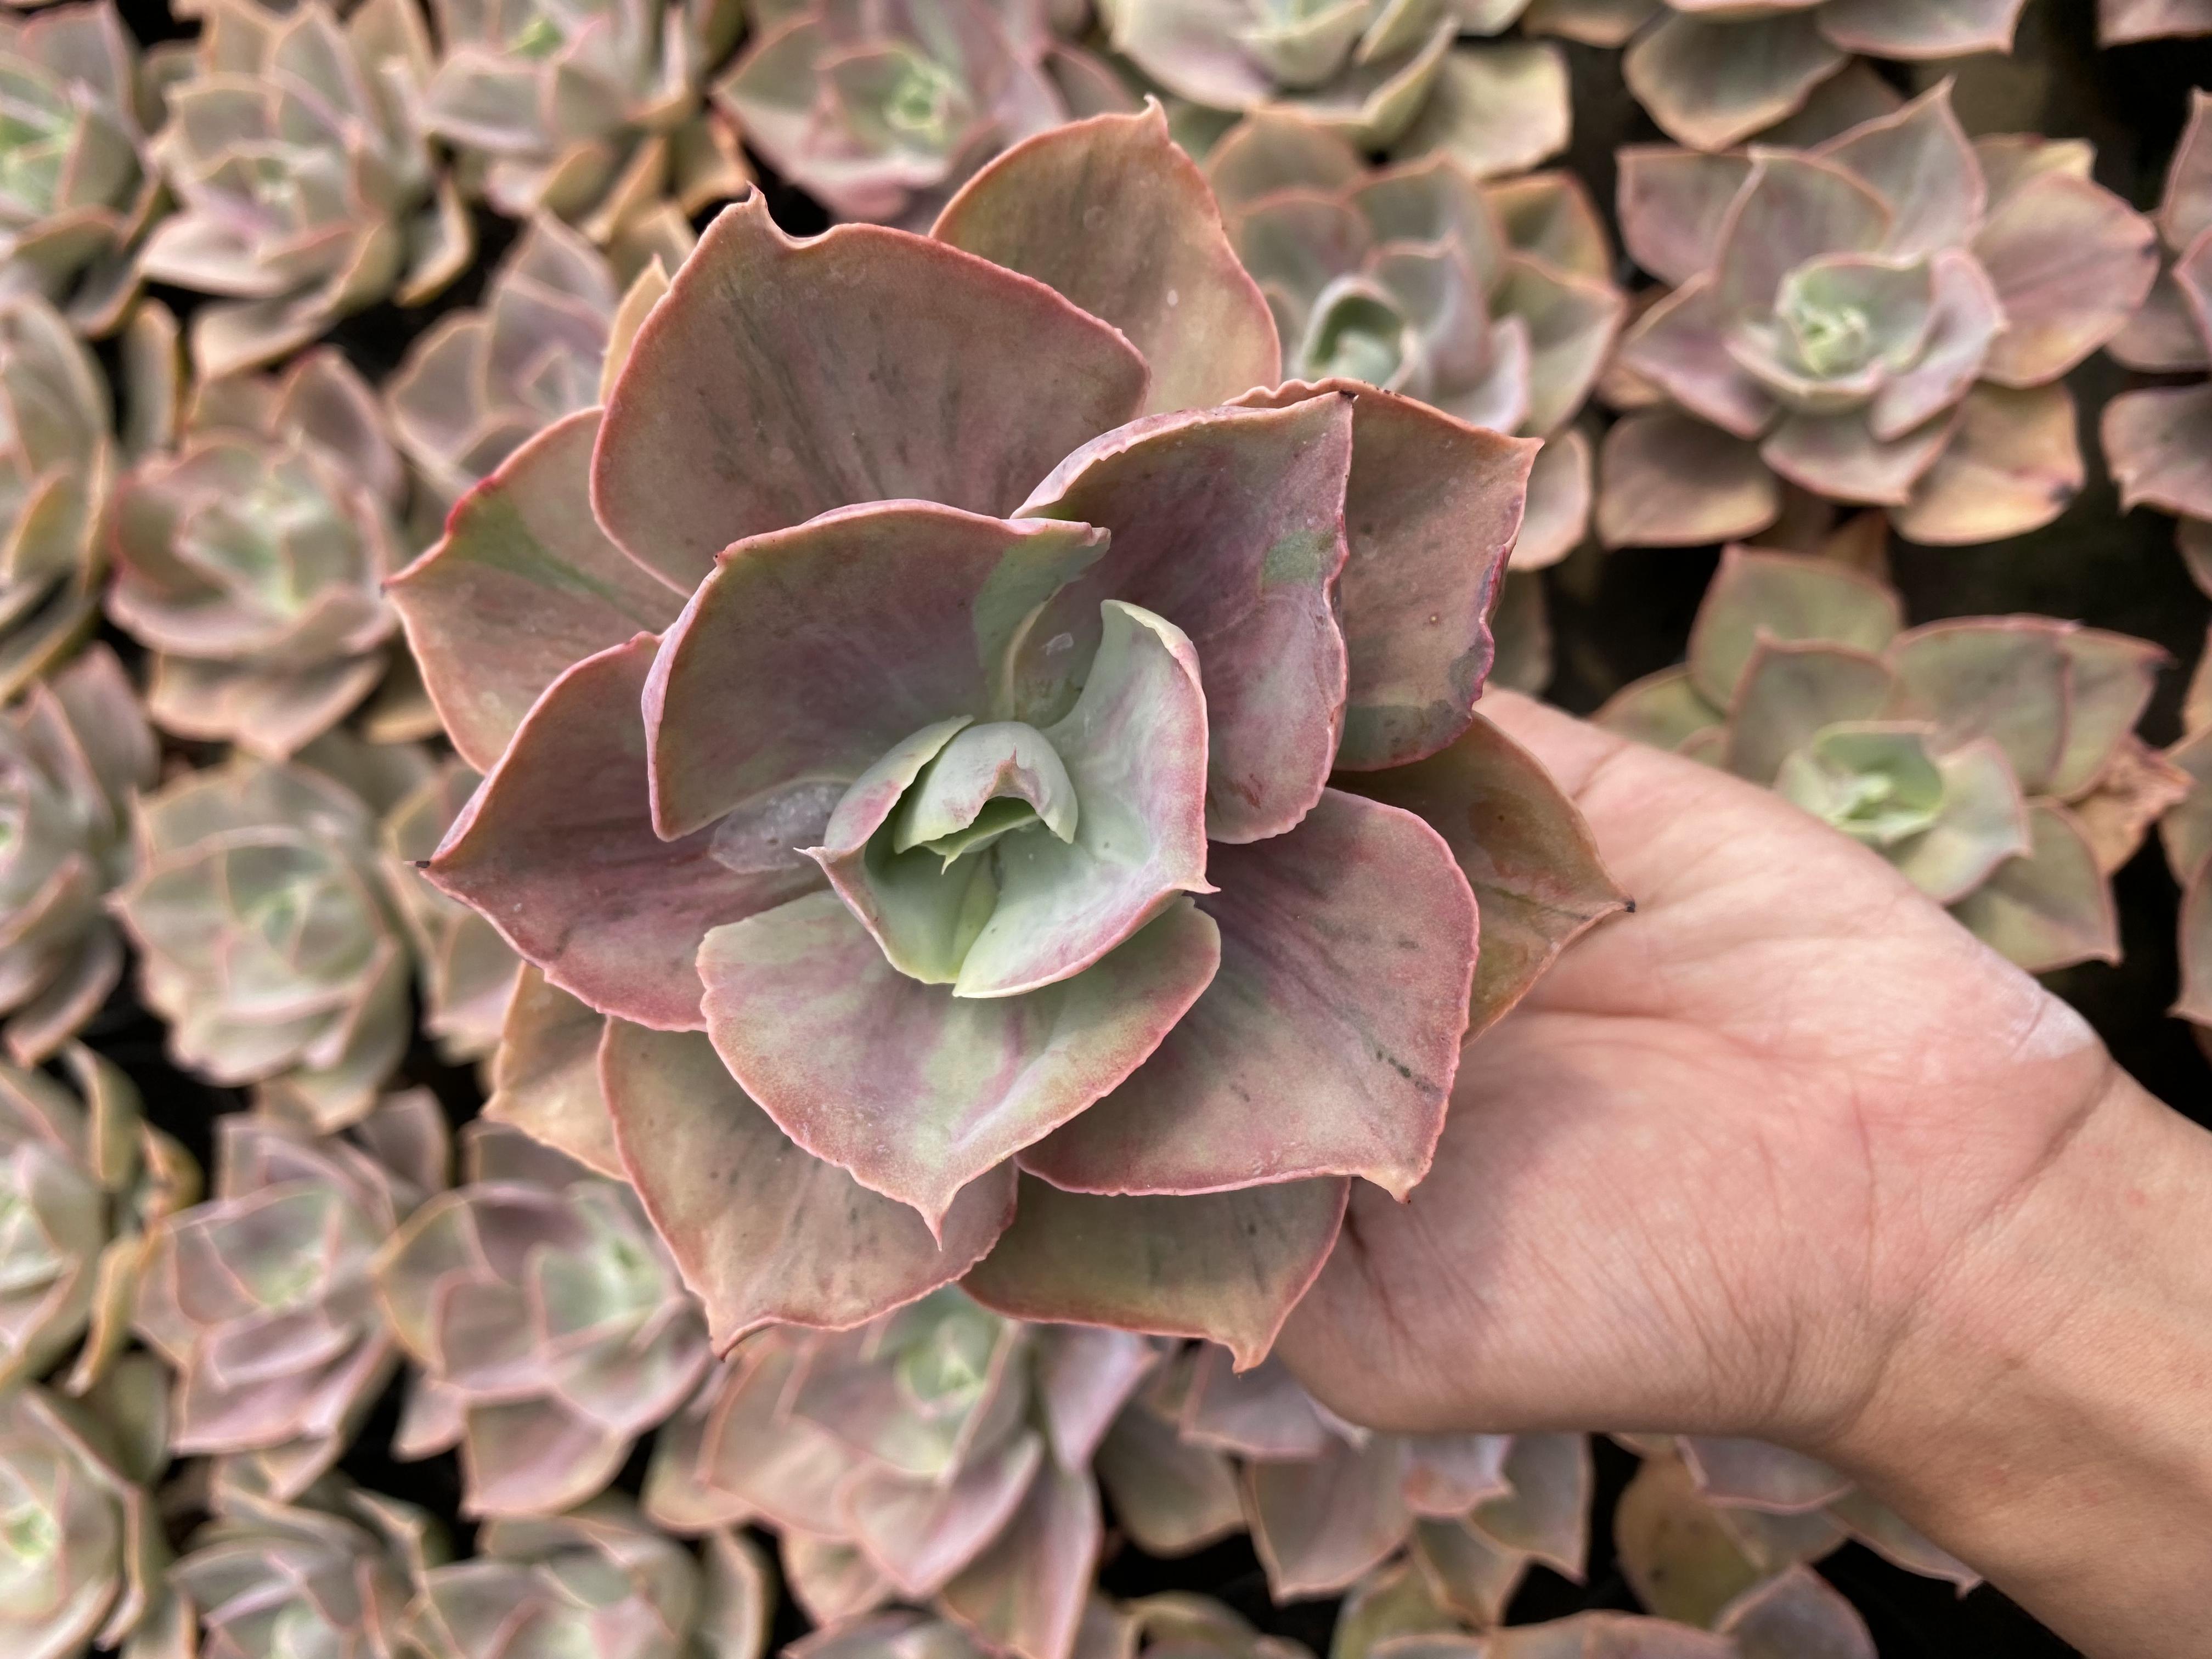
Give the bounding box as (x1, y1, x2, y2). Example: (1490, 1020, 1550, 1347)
(717, 0, 1134, 227)
(420, 0, 746, 253)
(171, 1476, 443, 1659)
(108, 351, 412, 759)
(386, 216, 635, 507)
(2100, 0, 2212, 41)
(374, 1122, 712, 1519)
(1599, 84, 2155, 554)
(0, 0, 167, 335)
(0, 289, 112, 699)
(1600, 544, 2171, 975)
(110, 748, 424, 1125)
(131, 1092, 449, 1502)
(383, 760, 521, 1065)
(0, 645, 155, 1061)
(390, 107, 1623, 1367)
(2104, 90, 2212, 590)
(1100, 0, 1570, 180)
(407, 1496, 770, 1659)
(136, 0, 471, 377)
(0, 1355, 191, 1659)
(0, 1046, 196, 1393)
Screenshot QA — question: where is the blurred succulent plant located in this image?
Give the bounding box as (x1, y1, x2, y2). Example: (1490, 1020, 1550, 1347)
(0, 0, 166, 335)
(136, 0, 471, 377)
(131, 1092, 448, 1501)
(2100, 0, 2212, 41)
(1205, 109, 1620, 566)
(1523, 0, 2024, 153)
(171, 1476, 442, 1659)
(2104, 89, 2212, 589)
(111, 746, 424, 1128)
(0, 290, 111, 700)
(2158, 673, 2212, 1026)
(1101, 0, 1569, 180)
(383, 760, 521, 1065)
(1600, 86, 2155, 553)
(420, 0, 744, 251)
(408, 1495, 770, 1659)
(1598, 545, 2167, 974)
(386, 216, 631, 507)
(0, 1355, 190, 1659)
(389, 108, 1621, 1363)
(0, 645, 153, 1061)
(718, 0, 1135, 225)
(375, 1123, 712, 1517)
(108, 350, 412, 759)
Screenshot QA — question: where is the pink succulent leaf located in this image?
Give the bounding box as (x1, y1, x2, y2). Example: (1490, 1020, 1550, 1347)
(1390, 40, 1572, 181)
(933, 105, 1283, 415)
(2103, 0, 2212, 38)
(1403, 1432, 1515, 1516)
(1019, 788, 1475, 1198)
(1408, 1515, 1530, 1624)
(1229, 380, 1536, 773)
(939, 1458, 1102, 1659)
(1947, 800, 2120, 972)
(1014, 397, 1354, 843)
(1687, 545, 1903, 707)
(1822, 1488, 1978, 1587)
(387, 410, 686, 775)
(1486, 1615, 1734, 1659)
(2070, 733, 2190, 876)
(845, 1429, 1046, 1597)
(1329, 1558, 1458, 1659)
(1616, 147, 1756, 286)
(1522, 0, 1663, 46)
(1715, 1564, 1876, 1659)
(792, 1613, 988, 1659)
(1092, 1398, 1245, 1556)
(1034, 1324, 1159, 1467)
(1814, 82, 1984, 257)
(1177, 1346, 1341, 1459)
(2110, 268, 2212, 373)
(2160, 727, 2212, 882)
(1595, 665, 1727, 752)
(698, 893, 1220, 1229)
(1616, 1451, 1779, 1625)
(598, 1022, 1017, 1346)
(2048, 630, 2166, 799)
(480, 969, 624, 1181)
(456, 1395, 631, 1519)
(695, 1335, 866, 1537)
(1893, 382, 2083, 545)
(1759, 406, 1955, 508)
(2103, 382, 2212, 521)
(1815, 0, 2025, 55)
(1720, 638, 1894, 785)
(1469, 1432, 1592, 1579)
(1489, 171, 1616, 284)
(1866, 251, 2003, 441)
(1886, 618, 2073, 792)
(1712, 154, 1892, 319)
(1617, 278, 1781, 438)
(591, 193, 1148, 590)
(1246, 1434, 1412, 1599)
(2174, 852, 2212, 1021)
(1622, 13, 1844, 154)
(1971, 171, 2157, 388)
(1595, 410, 1781, 548)
(1678, 1436, 1852, 1514)
(961, 1173, 1348, 1368)
(382, 761, 521, 1067)
(1516, 427, 1594, 571)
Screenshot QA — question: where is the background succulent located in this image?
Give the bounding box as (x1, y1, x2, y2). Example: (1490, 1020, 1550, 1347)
(2101, 0, 2212, 42)
(1600, 84, 2155, 553)
(136, 0, 471, 376)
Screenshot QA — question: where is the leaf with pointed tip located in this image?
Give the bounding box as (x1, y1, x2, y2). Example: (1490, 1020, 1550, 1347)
(1596, 667, 1725, 751)
(1623, 13, 1844, 154)
(1973, 173, 2157, 387)
(1411, 1517, 1530, 1626)
(1717, 1565, 1876, 1659)
(1596, 411, 1780, 549)
(1816, 83, 1985, 257)
(1723, 640, 1893, 785)
(1868, 251, 2002, 441)
(1616, 279, 1775, 440)
(1615, 148, 1753, 285)
(1819, 0, 2026, 55)
(1760, 409, 1955, 509)
(1472, 1434, 1590, 1579)
(847, 1430, 1046, 1598)
(1246, 1435, 1410, 1598)
(1887, 618, 2070, 792)
(1688, 547, 1903, 707)
(2049, 630, 2165, 799)
(1822, 1489, 1978, 1587)
(480, 968, 620, 1178)
(1679, 1436, 1850, 1514)
(934, 107, 1279, 415)
(2102, 382, 2212, 521)
(1712, 154, 1892, 320)
(1093, 1402, 1244, 1557)
(939, 1460, 1102, 1659)
(962, 1175, 1348, 1368)
(1177, 1350, 1340, 1458)
(2175, 854, 2212, 1022)
(1949, 802, 2119, 972)
(592, 195, 1148, 589)
(1390, 39, 1571, 180)
(1035, 1326, 1158, 1468)
(1894, 383, 2083, 546)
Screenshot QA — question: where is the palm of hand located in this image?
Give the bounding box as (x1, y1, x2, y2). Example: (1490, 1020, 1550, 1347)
(1280, 691, 2116, 1444)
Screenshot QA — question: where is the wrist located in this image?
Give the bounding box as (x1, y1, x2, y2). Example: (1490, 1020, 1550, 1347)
(1805, 1068, 2212, 1657)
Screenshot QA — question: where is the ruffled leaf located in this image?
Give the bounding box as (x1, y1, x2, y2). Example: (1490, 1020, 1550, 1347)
(1687, 546, 1903, 706)
(1948, 803, 2120, 972)
(1972, 172, 2158, 387)
(1893, 384, 2083, 546)
(1623, 13, 1844, 153)
(1596, 411, 1780, 549)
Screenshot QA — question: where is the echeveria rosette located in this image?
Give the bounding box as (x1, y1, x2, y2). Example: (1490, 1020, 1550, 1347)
(108, 351, 411, 759)
(0, 1, 165, 336)
(131, 1093, 448, 1503)
(384, 760, 521, 1065)
(1521, 0, 2024, 153)
(1599, 546, 2165, 974)
(373, 1123, 712, 1519)
(134, 0, 472, 378)
(1599, 86, 2157, 553)
(0, 290, 111, 701)
(391, 107, 1623, 1364)
(0, 645, 153, 1062)
(420, 0, 744, 253)
(110, 751, 420, 1126)
(407, 1496, 770, 1659)
(1205, 109, 1622, 568)
(718, 0, 1132, 227)
(0, 1357, 187, 1659)
(1101, 0, 1570, 181)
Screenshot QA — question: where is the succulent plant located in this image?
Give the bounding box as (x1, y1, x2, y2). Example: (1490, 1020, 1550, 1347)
(716, 0, 1136, 227)
(0, 1046, 195, 1393)
(1599, 85, 2156, 553)
(1205, 109, 1620, 567)
(111, 747, 424, 1125)
(375, 1123, 712, 1518)
(2100, 0, 2212, 41)
(136, 0, 471, 377)
(0, 645, 153, 1062)
(383, 760, 521, 1065)
(0, 1356, 187, 1659)
(0, 289, 112, 701)
(1101, 0, 1570, 181)
(1523, 0, 2025, 153)
(108, 350, 413, 759)
(131, 1091, 448, 1502)
(408, 1495, 770, 1659)
(171, 1476, 442, 1659)
(386, 216, 630, 507)
(390, 107, 1622, 1363)
(0, 0, 166, 336)
(2158, 671, 2212, 1025)
(1598, 544, 2167, 974)
(420, 0, 744, 251)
